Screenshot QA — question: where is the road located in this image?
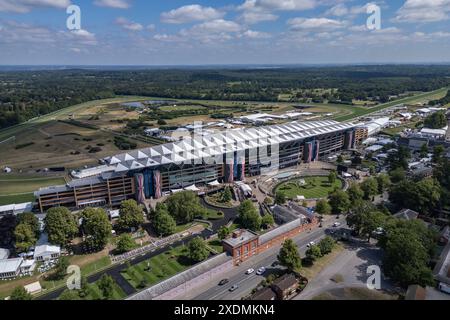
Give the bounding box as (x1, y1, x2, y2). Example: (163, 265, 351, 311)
(190, 216, 347, 301)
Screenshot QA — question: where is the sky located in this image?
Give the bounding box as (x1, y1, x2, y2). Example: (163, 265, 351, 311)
(0, 0, 449, 65)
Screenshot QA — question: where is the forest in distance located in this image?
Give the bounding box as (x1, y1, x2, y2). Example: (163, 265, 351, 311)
(1, 65, 450, 130)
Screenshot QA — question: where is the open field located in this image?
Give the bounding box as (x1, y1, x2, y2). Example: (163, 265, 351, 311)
(275, 176, 343, 199)
(121, 245, 197, 289)
(0, 97, 152, 170)
(335, 87, 448, 121)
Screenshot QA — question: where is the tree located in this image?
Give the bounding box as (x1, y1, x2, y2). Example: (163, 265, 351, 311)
(306, 245, 322, 262)
(98, 274, 115, 300)
(152, 209, 176, 237)
(328, 190, 351, 215)
(346, 200, 376, 236)
(424, 111, 447, 129)
(389, 178, 441, 216)
(346, 183, 364, 206)
(432, 145, 445, 164)
(328, 171, 337, 185)
(81, 208, 112, 250)
(261, 214, 275, 229)
(221, 187, 232, 203)
(360, 211, 387, 242)
(218, 226, 230, 240)
(59, 289, 81, 300)
(361, 177, 379, 200)
(389, 167, 406, 184)
(188, 237, 209, 262)
(337, 155, 344, 164)
(117, 199, 144, 231)
(116, 234, 136, 254)
(14, 223, 37, 253)
(278, 239, 301, 272)
(79, 275, 89, 298)
(315, 199, 331, 215)
(319, 236, 335, 255)
(17, 212, 40, 237)
(380, 220, 436, 287)
(238, 200, 262, 231)
(52, 256, 70, 280)
(275, 191, 286, 205)
(387, 145, 410, 171)
(10, 286, 32, 300)
(44, 207, 78, 247)
(419, 143, 429, 158)
(166, 191, 207, 223)
(376, 174, 391, 194)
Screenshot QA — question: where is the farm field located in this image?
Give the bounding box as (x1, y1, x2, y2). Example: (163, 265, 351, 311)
(275, 176, 343, 199)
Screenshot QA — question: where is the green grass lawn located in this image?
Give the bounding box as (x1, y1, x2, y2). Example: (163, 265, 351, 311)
(0, 193, 35, 205)
(0, 175, 66, 204)
(335, 88, 448, 122)
(275, 176, 343, 199)
(121, 245, 196, 289)
(207, 240, 224, 254)
(84, 281, 126, 300)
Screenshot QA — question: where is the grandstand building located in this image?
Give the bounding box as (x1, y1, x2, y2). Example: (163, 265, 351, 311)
(35, 120, 359, 212)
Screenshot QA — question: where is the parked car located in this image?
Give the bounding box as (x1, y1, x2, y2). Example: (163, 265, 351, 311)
(256, 267, 266, 275)
(271, 261, 280, 267)
(246, 268, 255, 275)
(306, 241, 315, 248)
(218, 279, 229, 286)
(333, 222, 341, 227)
(229, 285, 239, 292)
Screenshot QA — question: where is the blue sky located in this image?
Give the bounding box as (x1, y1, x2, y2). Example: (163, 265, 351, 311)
(0, 0, 449, 65)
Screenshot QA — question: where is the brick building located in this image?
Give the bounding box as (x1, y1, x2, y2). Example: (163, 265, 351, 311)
(222, 229, 259, 265)
(223, 214, 318, 266)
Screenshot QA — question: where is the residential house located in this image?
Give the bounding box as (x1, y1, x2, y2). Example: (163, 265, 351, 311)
(271, 273, 300, 300)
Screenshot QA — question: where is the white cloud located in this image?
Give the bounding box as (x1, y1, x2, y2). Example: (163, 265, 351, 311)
(188, 19, 242, 34)
(394, 0, 450, 22)
(115, 17, 143, 31)
(238, 11, 278, 24)
(237, 0, 315, 25)
(240, 0, 316, 11)
(288, 17, 346, 31)
(93, 0, 131, 9)
(161, 5, 224, 24)
(324, 3, 348, 17)
(0, 20, 97, 46)
(0, 0, 70, 13)
(239, 29, 271, 38)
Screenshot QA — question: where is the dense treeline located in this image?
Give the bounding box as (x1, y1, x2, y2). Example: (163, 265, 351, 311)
(1, 65, 449, 130)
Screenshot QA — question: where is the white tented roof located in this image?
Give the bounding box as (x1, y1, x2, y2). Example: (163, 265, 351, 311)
(0, 258, 23, 274)
(104, 120, 356, 171)
(0, 248, 10, 260)
(34, 245, 60, 258)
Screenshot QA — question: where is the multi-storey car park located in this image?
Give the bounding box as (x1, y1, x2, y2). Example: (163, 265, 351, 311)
(34, 120, 366, 213)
